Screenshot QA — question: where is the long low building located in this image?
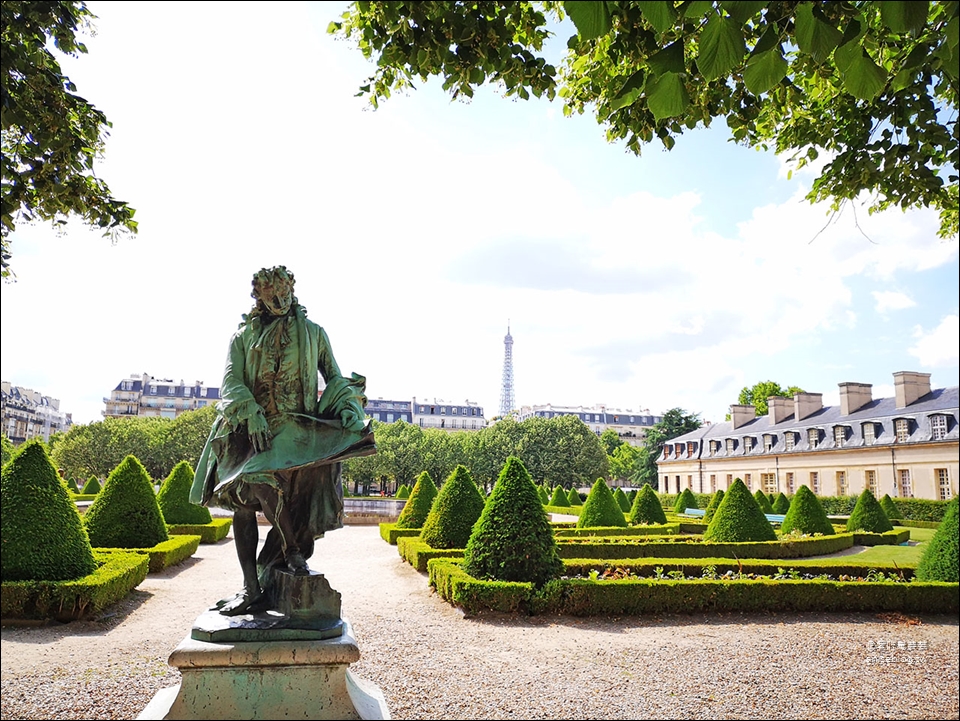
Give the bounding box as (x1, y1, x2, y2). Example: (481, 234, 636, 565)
(658, 371, 957, 502)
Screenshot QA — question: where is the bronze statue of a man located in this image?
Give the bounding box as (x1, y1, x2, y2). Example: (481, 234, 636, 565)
(191, 266, 374, 615)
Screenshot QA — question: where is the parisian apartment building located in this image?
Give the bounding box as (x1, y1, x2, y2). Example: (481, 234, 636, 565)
(658, 371, 958, 503)
(516, 403, 664, 446)
(103, 373, 221, 419)
(1, 382, 73, 445)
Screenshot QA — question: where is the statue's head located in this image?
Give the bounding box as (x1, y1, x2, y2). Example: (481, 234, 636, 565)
(251, 266, 297, 317)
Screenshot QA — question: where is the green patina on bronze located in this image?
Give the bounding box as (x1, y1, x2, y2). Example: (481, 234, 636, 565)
(191, 266, 375, 621)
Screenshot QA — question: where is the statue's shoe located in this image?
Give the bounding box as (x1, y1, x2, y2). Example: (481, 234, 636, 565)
(285, 551, 310, 575)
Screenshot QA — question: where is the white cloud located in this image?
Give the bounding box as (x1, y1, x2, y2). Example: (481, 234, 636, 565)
(908, 316, 960, 368)
(872, 290, 916, 314)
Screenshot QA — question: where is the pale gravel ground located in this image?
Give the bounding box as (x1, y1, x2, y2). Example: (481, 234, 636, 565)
(2, 523, 958, 720)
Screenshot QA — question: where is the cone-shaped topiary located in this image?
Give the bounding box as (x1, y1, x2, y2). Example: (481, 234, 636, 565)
(673, 487, 698, 514)
(66, 476, 80, 493)
(754, 489, 775, 514)
(420, 465, 486, 549)
(613, 487, 631, 513)
(845, 489, 894, 533)
(767, 492, 776, 504)
(915, 496, 959, 582)
(772, 492, 791, 514)
(156, 461, 213, 525)
(83, 455, 169, 548)
(702, 489, 724, 524)
(780, 484, 835, 536)
(880, 494, 903, 521)
(629, 483, 668, 525)
(566, 487, 582, 506)
(395, 471, 439, 529)
(537, 485, 550, 505)
(396, 484, 410, 500)
(81, 475, 101, 494)
(577, 478, 628, 528)
(703, 479, 777, 542)
(1, 440, 97, 582)
(548, 485, 572, 507)
(463, 457, 563, 587)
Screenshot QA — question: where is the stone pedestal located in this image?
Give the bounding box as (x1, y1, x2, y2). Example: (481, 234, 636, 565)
(137, 618, 389, 720)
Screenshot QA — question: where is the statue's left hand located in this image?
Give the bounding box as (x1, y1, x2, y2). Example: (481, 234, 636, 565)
(247, 412, 272, 453)
(340, 408, 364, 432)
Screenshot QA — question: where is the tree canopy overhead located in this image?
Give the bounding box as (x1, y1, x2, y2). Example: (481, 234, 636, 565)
(330, 1, 959, 239)
(736, 379, 804, 417)
(1, 1, 137, 278)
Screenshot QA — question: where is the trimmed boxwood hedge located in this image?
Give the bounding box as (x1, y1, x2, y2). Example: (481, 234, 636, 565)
(915, 496, 959, 583)
(420, 465, 486, 550)
(674, 488, 698, 514)
(703, 479, 776, 543)
(754, 490, 775, 514)
(156, 461, 212, 525)
(84, 456, 169, 549)
(629, 484, 668, 526)
(846, 489, 894, 533)
(395, 471, 439, 529)
(578, 479, 628, 529)
(549, 485, 572, 507)
(781, 485, 835, 536)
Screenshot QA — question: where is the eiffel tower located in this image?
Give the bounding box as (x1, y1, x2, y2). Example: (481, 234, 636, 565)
(499, 322, 515, 417)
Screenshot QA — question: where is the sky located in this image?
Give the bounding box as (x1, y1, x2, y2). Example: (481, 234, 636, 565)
(2, 1, 958, 429)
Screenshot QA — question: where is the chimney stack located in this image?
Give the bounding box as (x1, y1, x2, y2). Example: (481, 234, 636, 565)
(767, 396, 793, 424)
(894, 371, 931, 408)
(730, 404, 755, 429)
(839, 382, 873, 415)
(794, 392, 823, 421)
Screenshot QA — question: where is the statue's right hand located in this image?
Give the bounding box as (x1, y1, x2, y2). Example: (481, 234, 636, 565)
(247, 413, 271, 453)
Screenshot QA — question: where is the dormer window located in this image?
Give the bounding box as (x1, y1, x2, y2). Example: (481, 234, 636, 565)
(687, 442, 697, 457)
(808, 428, 820, 448)
(931, 414, 949, 440)
(784, 432, 795, 451)
(833, 425, 847, 447)
(862, 422, 876, 444)
(763, 434, 774, 452)
(726, 438, 736, 453)
(895, 418, 911, 443)
(744, 437, 754, 452)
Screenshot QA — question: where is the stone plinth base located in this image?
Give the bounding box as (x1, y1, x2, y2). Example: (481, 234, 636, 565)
(137, 619, 389, 720)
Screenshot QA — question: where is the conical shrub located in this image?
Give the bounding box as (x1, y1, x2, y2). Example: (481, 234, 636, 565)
(845, 489, 893, 533)
(156, 461, 213, 525)
(780, 484, 835, 536)
(1, 440, 97, 582)
(915, 496, 959, 582)
(566, 487, 582, 506)
(754, 489, 775, 514)
(772, 492, 790, 514)
(629, 483, 667, 525)
(84, 455, 169, 548)
(549, 485, 572, 507)
(613, 487, 631, 513)
(537, 485, 550, 505)
(66, 476, 80, 493)
(395, 471, 438, 529)
(703, 489, 724, 524)
(674, 488, 698, 514)
(81, 475, 101, 494)
(880, 494, 903, 521)
(420, 465, 486, 549)
(703, 478, 776, 542)
(463, 457, 563, 587)
(577, 479, 628, 528)
(396, 484, 410, 500)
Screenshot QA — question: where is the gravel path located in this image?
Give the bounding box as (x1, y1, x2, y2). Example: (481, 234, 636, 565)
(2, 524, 957, 720)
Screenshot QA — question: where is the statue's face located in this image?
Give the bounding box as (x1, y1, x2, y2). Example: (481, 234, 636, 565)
(257, 278, 294, 316)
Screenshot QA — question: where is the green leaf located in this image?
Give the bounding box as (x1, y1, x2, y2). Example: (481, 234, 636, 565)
(879, 1, 929, 35)
(609, 69, 646, 110)
(683, 1, 714, 20)
(837, 46, 887, 101)
(720, 1, 767, 26)
(697, 14, 745, 81)
(749, 25, 779, 57)
(564, 0, 613, 41)
(640, 1, 677, 34)
(743, 46, 788, 94)
(647, 39, 686, 76)
(794, 3, 843, 64)
(645, 71, 689, 121)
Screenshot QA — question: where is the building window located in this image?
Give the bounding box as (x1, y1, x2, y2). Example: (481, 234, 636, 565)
(687, 442, 696, 457)
(937, 469, 953, 500)
(895, 419, 910, 443)
(866, 470, 877, 495)
(786, 472, 795, 494)
(761, 473, 776, 494)
(833, 426, 846, 447)
(784, 432, 795, 451)
(810, 471, 820, 494)
(687, 475, 693, 490)
(744, 437, 754, 452)
(863, 422, 875, 444)
(931, 414, 948, 440)
(150, 387, 157, 395)
(744, 473, 752, 490)
(709, 474, 717, 493)
(663, 445, 671, 459)
(663, 475, 669, 488)
(726, 474, 733, 488)
(808, 429, 819, 448)
(836, 470, 847, 496)
(452, 407, 458, 414)
(726, 438, 736, 453)
(899, 469, 913, 498)
(386, 413, 394, 423)
(763, 435, 774, 452)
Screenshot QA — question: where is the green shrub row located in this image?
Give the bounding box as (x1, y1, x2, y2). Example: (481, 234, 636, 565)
(553, 524, 680, 538)
(553, 533, 855, 560)
(96, 535, 201, 573)
(560, 558, 916, 580)
(166, 518, 232, 544)
(378, 522, 423, 545)
(398, 536, 463, 573)
(1, 551, 148, 621)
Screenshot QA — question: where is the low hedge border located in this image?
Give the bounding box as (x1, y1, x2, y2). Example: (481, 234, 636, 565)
(897, 519, 940, 529)
(544, 504, 582, 516)
(561, 558, 916, 580)
(851, 529, 911, 546)
(378, 522, 423, 545)
(554, 533, 855, 560)
(397, 536, 462, 572)
(167, 518, 232, 543)
(554, 524, 680, 538)
(1, 550, 149, 622)
(96, 534, 201, 573)
(427, 558, 958, 617)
